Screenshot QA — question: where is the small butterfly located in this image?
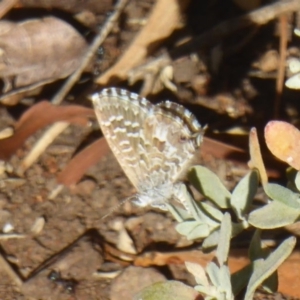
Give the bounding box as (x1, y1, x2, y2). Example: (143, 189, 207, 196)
(91, 88, 203, 210)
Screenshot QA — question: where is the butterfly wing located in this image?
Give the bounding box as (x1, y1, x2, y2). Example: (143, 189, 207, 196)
(139, 100, 203, 187)
(92, 88, 155, 189)
(92, 88, 203, 204)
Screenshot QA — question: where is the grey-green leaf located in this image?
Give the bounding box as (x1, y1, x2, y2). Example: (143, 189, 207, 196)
(174, 183, 211, 223)
(216, 213, 231, 266)
(295, 171, 300, 192)
(249, 229, 263, 261)
(166, 203, 188, 222)
(133, 281, 200, 300)
(187, 223, 211, 240)
(248, 201, 300, 229)
(206, 262, 221, 288)
(231, 171, 258, 219)
(202, 229, 220, 250)
(231, 264, 253, 296)
(244, 236, 296, 300)
(248, 230, 278, 293)
(176, 221, 210, 240)
(261, 271, 278, 294)
(185, 261, 209, 286)
(176, 221, 201, 236)
(189, 166, 231, 208)
(199, 202, 224, 223)
(218, 265, 233, 299)
(265, 183, 300, 209)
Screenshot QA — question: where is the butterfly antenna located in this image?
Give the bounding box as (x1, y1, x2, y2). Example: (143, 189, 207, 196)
(101, 195, 135, 220)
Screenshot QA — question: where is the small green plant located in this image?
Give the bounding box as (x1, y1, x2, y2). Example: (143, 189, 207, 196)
(134, 123, 299, 300)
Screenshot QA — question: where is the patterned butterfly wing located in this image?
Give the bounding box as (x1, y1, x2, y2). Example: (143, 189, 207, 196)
(149, 100, 203, 183)
(92, 88, 154, 190)
(91, 88, 203, 209)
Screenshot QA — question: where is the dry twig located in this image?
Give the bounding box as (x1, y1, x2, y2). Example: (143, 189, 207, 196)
(96, 0, 189, 86)
(275, 14, 288, 118)
(51, 0, 129, 105)
(0, 252, 23, 288)
(18, 122, 69, 175)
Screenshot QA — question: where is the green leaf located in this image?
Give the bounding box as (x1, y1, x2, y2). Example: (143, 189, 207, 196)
(286, 167, 297, 183)
(185, 262, 209, 286)
(199, 202, 224, 223)
(265, 183, 300, 209)
(133, 281, 199, 300)
(175, 184, 221, 228)
(231, 264, 253, 296)
(219, 265, 233, 300)
(176, 221, 202, 236)
(231, 171, 258, 219)
(232, 221, 247, 236)
(216, 213, 231, 266)
(205, 263, 233, 300)
(295, 171, 300, 192)
(202, 229, 220, 250)
(175, 183, 214, 224)
(166, 203, 186, 222)
(176, 221, 210, 240)
(194, 285, 217, 298)
(261, 271, 278, 294)
(202, 221, 244, 251)
(248, 201, 300, 229)
(244, 236, 296, 300)
(248, 230, 263, 261)
(206, 262, 221, 288)
(248, 230, 278, 293)
(189, 166, 231, 208)
(173, 183, 201, 221)
(187, 223, 211, 240)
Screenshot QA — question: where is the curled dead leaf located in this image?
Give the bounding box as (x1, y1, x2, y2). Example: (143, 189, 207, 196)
(0, 17, 88, 93)
(96, 0, 190, 86)
(57, 137, 110, 186)
(249, 128, 268, 185)
(265, 121, 300, 170)
(0, 101, 94, 160)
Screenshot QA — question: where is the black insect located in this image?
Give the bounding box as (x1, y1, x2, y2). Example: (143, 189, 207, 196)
(48, 270, 78, 294)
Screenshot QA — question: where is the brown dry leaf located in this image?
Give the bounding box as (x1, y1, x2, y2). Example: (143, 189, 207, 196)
(96, 0, 190, 85)
(0, 83, 44, 106)
(134, 250, 215, 268)
(57, 137, 110, 186)
(265, 120, 300, 170)
(203, 136, 284, 179)
(0, 17, 88, 94)
(0, 101, 94, 160)
(0, 0, 17, 19)
(134, 249, 250, 275)
(248, 128, 268, 185)
(202, 137, 248, 163)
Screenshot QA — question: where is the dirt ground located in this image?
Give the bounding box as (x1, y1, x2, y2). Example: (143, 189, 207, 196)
(0, 0, 300, 299)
